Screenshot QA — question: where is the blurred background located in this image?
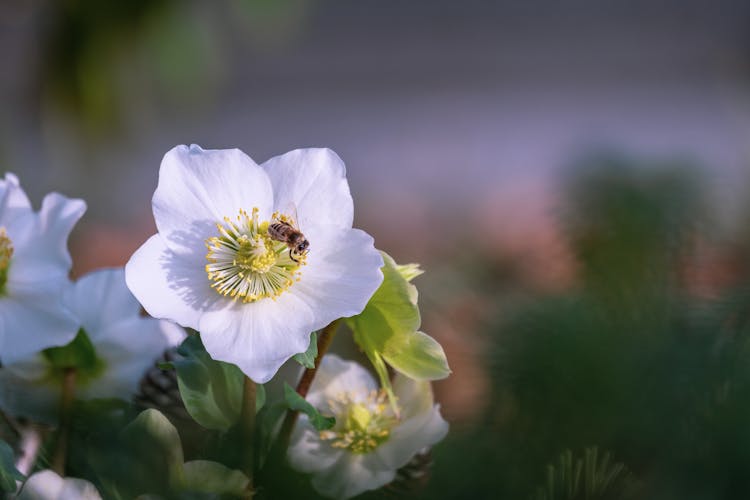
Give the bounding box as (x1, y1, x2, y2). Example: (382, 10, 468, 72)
(4, 0, 750, 498)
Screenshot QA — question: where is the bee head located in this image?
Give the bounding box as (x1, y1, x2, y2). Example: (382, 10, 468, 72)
(296, 240, 310, 253)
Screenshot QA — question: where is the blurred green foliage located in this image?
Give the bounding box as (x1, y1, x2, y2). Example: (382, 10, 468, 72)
(43, 0, 174, 130)
(0, 439, 24, 494)
(421, 156, 750, 500)
(37, 0, 308, 134)
(36, 0, 308, 139)
(529, 448, 639, 500)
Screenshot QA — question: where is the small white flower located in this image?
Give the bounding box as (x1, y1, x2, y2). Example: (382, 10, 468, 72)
(125, 145, 383, 383)
(0, 173, 86, 365)
(17, 470, 101, 500)
(0, 268, 183, 423)
(287, 355, 449, 499)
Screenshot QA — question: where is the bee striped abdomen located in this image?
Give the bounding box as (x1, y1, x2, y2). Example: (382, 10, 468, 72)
(268, 220, 309, 262)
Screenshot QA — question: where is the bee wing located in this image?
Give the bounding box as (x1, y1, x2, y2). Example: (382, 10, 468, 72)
(280, 201, 302, 230)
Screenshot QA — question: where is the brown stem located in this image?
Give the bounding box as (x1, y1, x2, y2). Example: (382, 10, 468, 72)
(239, 375, 257, 497)
(51, 368, 76, 475)
(276, 320, 339, 454)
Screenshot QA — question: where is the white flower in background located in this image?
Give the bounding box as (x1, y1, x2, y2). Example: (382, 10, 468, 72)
(0, 268, 184, 423)
(17, 470, 101, 500)
(287, 355, 449, 499)
(125, 145, 383, 383)
(0, 173, 85, 365)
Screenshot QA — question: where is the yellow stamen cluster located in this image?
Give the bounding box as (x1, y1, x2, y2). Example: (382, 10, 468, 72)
(319, 389, 397, 454)
(205, 208, 303, 302)
(0, 228, 13, 292)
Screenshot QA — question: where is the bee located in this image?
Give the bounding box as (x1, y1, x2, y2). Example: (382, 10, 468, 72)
(268, 212, 309, 263)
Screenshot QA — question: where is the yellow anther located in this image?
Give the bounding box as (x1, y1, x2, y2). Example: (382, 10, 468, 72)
(318, 389, 397, 454)
(204, 208, 304, 302)
(0, 228, 13, 293)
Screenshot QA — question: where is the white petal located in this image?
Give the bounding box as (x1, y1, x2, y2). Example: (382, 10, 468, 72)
(2, 353, 49, 380)
(160, 320, 188, 347)
(19, 470, 102, 500)
(61, 268, 183, 402)
(153, 145, 273, 256)
(309, 453, 395, 500)
(77, 317, 170, 400)
(261, 148, 353, 230)
(292, 225, 383, 324)
(307, 355, 377, 410)
(0, 284, 80, 365)
(392, 373, 434, 420)
(287, 419, 343, 473)
(7, 193, 85, 283)
(198, 292, 316, 383)
(78, 357, 146, 401)
(65, 268, 140, 335)
(125, 234, 225, 330)
(0, 173, 31, 225)
(375, 406, 448, 470)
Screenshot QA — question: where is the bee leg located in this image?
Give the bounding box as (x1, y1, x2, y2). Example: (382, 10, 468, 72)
(289, 249, 300, 263)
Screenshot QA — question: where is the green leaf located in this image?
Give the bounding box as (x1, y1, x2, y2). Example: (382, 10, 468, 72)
(383, 330, 450, 381)
(347, 252, 450, 390)
(256, 401, 288, 469)
(173, 335, 244, 431)
(181, 460, 250, 496)
(121, 409, 184, 488)
(0, 440, 23, 493)
(293, 332, 318, 369)
(283, 383, 335, 431)
(117, 410, 254, 497)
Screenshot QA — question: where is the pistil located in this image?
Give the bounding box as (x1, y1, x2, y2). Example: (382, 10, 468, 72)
(319, 389, 397, 454)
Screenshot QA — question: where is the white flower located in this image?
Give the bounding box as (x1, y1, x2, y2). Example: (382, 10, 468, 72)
(287, 355, 449, 499)
(125, 145, 383, 383)
(17, 470, 101, 500)
(0, 268, 184, 423)
(0, 173, 86, 365)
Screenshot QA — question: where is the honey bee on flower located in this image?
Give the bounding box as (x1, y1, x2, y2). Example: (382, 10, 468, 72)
(126, 145, 384, 383)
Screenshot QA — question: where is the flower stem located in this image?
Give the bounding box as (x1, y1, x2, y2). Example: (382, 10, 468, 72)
(240, 375, 256, 495)
(276, 319, 339, 452)
(51, 368, 76, 475)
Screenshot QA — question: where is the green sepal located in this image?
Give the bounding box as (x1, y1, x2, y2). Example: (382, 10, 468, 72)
(283, 383, 335, 431)
(172, 335, 244, 431)
(0, 440, 24, 493)
(42, 329, 104, 379)
(395, 262, 424, 282)
(347, 252, 450, 401)
(293, 331, 318, 369)
(382, 330, 451, 381)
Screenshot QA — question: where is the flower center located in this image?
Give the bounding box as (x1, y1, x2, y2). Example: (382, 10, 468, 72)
(319, 389, 397, 454)
(0, 228, 13, 294)
(205, 208, 305, 302)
